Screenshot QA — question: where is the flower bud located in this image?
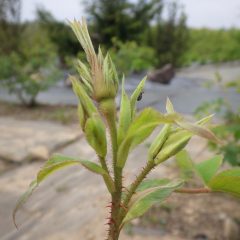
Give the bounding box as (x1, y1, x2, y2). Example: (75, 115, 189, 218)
(154, 129, 192, 165)
(69, 19, 119, 103)
(94, 54, 118, 101)
(84, 115, 107, 158)
(148, 124, 172, 162)
(99, 98, 117, 121)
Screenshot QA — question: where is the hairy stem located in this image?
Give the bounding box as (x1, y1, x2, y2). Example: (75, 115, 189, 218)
(120, 161, 156, 221)
(99, 99, 123, 240)
(99, 155, 110, 175)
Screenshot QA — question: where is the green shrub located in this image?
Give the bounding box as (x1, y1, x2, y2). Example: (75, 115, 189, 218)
(195, 78, 240, 166)
(0, 24, 59, 107)
(109, 40, 156, 75)
(182, 28, 240, 66)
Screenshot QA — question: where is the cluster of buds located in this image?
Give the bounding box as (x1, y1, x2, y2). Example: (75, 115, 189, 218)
(148, 98, 220, 165)
(69, 19, 118, 103)
(69, 19, 121, 159)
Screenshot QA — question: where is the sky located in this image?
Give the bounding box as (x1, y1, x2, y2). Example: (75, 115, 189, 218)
(21, 0, 240, 29)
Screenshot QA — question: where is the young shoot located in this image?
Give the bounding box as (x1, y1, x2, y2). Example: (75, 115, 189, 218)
(13, 19, 240, 240)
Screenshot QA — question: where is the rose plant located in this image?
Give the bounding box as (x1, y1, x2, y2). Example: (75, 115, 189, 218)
(14, 19, 240, 240)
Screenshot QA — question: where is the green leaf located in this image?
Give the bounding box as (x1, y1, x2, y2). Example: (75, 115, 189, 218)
(122, 179, 183, 225)
(137, 179, 171, 192)
(13, 180, 38, 228)
(85, 115, 107, 158)
(166, 97, 175, 114)
(175, 150, 194, 179)
(195, 155, 223, 185)
(196, 114, 214, 125)
(118, 77, 131, 145)
(70, 76, 97, 117)
(117, 108, 174, 168)
(69, 19, 96, 65)
(37, 155, 108, 182)
(97, 46, 104, 65)
(208, 168, 240, 197)
(165, 98, 219, 143)
(102, 53, 118, 94)
(127, 108, 173, 141)
(176, 120, 220, 144)
(77, 102, 86, 129)
(130, 76, 146, 118)
(75, 60, 93, 94)
(13, 154, 113, 227)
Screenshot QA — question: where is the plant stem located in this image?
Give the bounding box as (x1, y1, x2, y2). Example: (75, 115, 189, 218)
(120, 161, 155, 221)
(99, 156, 110, 175)
(100, 99, 123, 240)
(175, 187, 211, 194)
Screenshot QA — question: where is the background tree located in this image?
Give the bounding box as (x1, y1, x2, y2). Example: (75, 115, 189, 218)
(0, 23, 59, 107)
(85, 0, 136, 47)
(146, 1, 188, 67)
(36, 8, 80, 65)
(0, 0, 21, 54)
(85, 0, 188, 68)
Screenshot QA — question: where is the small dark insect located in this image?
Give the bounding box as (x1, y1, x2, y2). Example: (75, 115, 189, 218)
(137, 91, 144, 101)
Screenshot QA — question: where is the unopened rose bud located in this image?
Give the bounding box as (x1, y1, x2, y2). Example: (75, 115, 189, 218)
(94, 54, 118, 102)
(154, 129, 192, 164)
(148, 124, 172, 162)
(84, 114, 107, 158)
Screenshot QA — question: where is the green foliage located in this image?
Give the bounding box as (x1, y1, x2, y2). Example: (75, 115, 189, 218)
(118, 77, 132, 145)
(195, 78, 240, 166)
(13, 154, 114, 226)
(36, 8, 80, 63)
(208, 168, 240, 197)
(182, 28, 240, 65)
(145, 1, 188, 67)
(174, 151, 240, 197)
(195, 155, 223, 185)
(86, 0, 188, 68)
(117, 108, 175, 168)
(14, 20, 240, 240)
(0, 0, 21, 54)
(0, 24, 59, 107)
(130, 76, 146, 117)
(122, 179, 184, 225)
(109, 40, 156, 75)
(175, 150, 194, 179)
(85, 0, 163, 47)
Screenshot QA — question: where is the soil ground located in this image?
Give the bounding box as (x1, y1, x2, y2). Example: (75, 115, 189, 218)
(0, 101, 78, 125)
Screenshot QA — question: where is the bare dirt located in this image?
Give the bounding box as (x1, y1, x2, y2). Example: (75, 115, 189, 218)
(0, 100, 239, 239)
(0, 101, 78, 125)
(134, 193, 240, 240)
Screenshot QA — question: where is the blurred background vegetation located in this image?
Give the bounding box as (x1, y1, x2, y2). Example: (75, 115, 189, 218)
(1, 0, 240, 79)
